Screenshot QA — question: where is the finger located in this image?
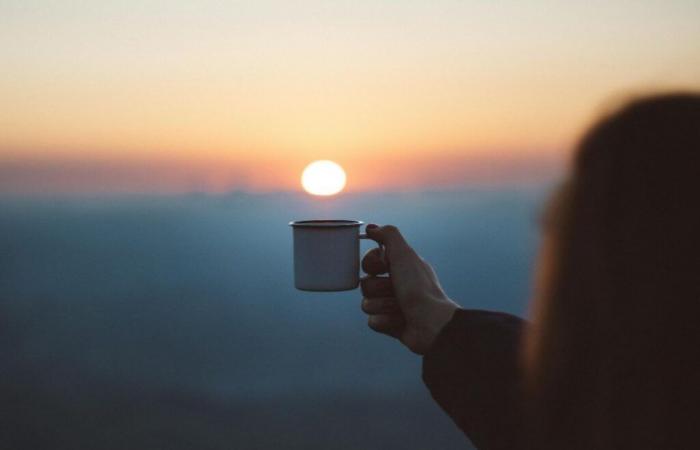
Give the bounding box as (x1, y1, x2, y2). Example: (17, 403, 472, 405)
(367, 313, 405, 338)
(360, 276, 394, 298)
(361, 247, 388, 275)
(361, 296, 400, 314)
(365, 224, 413, 260)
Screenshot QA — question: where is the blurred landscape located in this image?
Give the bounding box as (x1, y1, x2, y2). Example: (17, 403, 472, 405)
(2, 0, 698, 448)
(0, 188, 547, 449)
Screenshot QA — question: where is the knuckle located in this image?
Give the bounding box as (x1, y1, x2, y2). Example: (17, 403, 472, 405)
(367, 315, 379, 330)
(364, 252, 380, 265)
(389, 244, 414, 260)
(383, 224, 399, 234)
(377, 281, 394, 297)
(360, 280, 373, 295)
(368, 314, 392, 331)
(360, 284, 371, 298)
(369, 247, 383, 257)
(363, 248, 378, 259)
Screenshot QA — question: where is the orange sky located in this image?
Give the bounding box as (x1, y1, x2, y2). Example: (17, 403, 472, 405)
(1, 1, 699, 194)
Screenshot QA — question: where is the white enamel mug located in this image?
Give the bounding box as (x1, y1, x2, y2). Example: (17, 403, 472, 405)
(290, 220, 380, 291)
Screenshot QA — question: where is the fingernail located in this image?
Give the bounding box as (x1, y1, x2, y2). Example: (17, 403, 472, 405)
(366, 223, 378, 230)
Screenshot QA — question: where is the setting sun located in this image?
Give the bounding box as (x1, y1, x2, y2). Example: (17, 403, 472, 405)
(301, 160, 347, 196)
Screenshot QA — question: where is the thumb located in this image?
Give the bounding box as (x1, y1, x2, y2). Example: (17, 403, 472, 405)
(365, 224, 411, 256)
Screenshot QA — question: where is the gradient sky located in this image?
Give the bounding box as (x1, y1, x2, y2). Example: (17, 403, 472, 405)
(1, 0, 699, 193)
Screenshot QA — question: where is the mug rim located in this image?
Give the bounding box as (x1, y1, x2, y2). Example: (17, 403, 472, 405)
(289, 219, 364, 228)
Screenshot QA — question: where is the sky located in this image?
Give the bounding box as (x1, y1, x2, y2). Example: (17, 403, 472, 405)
(1, 0, 699, 194)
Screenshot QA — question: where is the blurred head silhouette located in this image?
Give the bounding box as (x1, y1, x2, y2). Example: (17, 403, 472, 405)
(526, 93, 700, 450)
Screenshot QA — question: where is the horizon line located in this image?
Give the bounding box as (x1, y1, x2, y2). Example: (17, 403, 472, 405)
(0, 181, 561, 201)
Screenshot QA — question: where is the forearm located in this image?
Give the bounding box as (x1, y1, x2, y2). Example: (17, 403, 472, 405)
(422, 309, 527, 450)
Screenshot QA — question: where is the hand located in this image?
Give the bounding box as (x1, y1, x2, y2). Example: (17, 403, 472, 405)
(360, 224, 459, 355)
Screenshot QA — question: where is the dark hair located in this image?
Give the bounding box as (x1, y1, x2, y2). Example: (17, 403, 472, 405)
(525, 93, 700, 449)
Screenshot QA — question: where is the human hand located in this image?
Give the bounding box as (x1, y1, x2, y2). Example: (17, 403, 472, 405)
(360, 224, 459, 355)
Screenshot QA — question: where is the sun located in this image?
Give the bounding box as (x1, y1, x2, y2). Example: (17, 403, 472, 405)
(301, 160, 347, 196)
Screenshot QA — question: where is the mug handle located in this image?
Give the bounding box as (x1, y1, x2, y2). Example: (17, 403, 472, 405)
(359, 233, 386, 270)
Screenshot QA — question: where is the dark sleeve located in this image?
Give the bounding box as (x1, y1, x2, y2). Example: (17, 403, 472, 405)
(422, 309, 526, 450)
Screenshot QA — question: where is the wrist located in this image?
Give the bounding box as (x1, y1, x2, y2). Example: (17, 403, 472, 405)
(417, 297, 459, 354)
